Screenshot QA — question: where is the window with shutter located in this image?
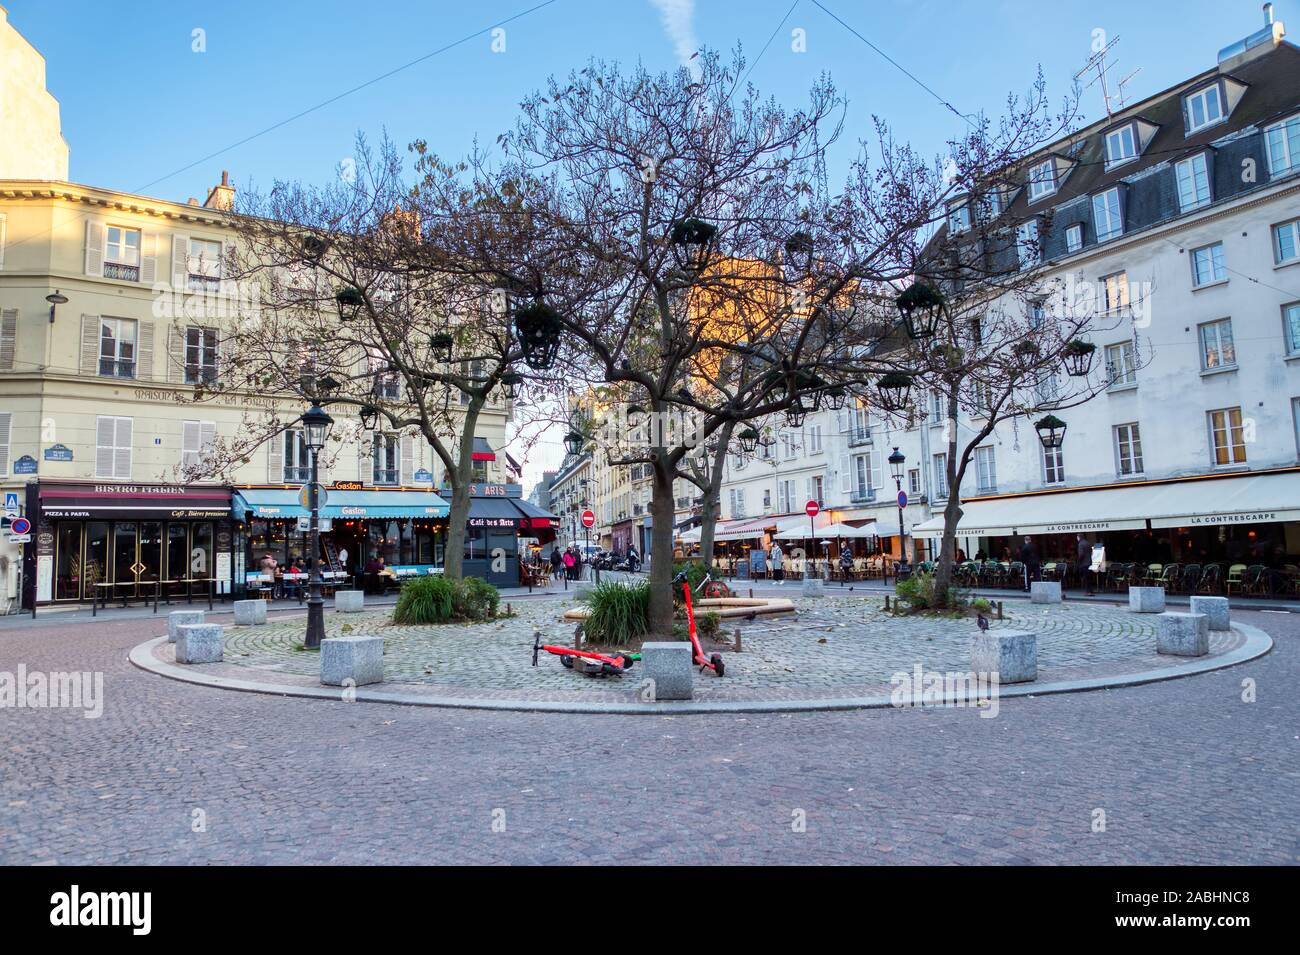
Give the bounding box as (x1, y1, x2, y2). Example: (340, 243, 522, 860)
(136, 321, 155, 380)
(171, 235, 189, 290)
(267, 429, 285, 483)
(0, 213, 7, 270)
(80, 315, 100, 375)
(84, 221, 104, 277)
(96, 416, 132, 479)
(0, 412, 10, 475)
(400, 433, 414, 484)
(0, 309, 16, 369)
(181, 420, 216, 473)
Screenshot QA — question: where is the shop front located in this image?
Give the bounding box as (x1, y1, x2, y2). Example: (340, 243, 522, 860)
(909, 468, 1300, 592)
(23, 481, 234, 606)
(459, 484, 557, 588)
(233, 486, 451, 589)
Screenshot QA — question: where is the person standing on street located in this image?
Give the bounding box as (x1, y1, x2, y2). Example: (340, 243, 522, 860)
(1020, 536, 1040, 591)
(770, 541, 784, 584)
(1076, 534, 1094, 595)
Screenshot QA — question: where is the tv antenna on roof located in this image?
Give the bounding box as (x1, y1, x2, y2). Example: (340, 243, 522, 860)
(1074, 33, 1142, 120)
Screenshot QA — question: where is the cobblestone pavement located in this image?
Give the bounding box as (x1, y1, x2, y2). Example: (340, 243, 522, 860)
(0, 602, 1296, 864)
(202, 595, 1243, 703)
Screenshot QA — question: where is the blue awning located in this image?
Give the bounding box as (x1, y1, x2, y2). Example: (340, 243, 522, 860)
(234, 488, 450, 520)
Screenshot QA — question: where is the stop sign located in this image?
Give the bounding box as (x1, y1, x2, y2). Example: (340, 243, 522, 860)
(581, 509, 596, 528)
(805, 500, 820, 518)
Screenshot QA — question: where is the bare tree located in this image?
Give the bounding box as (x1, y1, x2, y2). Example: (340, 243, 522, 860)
(183, 137, 561, 580)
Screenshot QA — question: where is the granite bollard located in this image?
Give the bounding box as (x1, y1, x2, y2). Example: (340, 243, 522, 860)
(1189, 595, 1230, 631)
(334, 590, 365, 613)
(641, 641, 694, 700)
(1156, 611, 1209, 657)
(320, 635, 385, 686)
(801, 577, 825, 597)
(175, 624, 224, 664)
(1128, 586, 1166, 613)
(167, 610, 205, 643)
(1029, 581, 1062, 604)
(971, 629, 1037, 684)
(232, 599, 267, 626)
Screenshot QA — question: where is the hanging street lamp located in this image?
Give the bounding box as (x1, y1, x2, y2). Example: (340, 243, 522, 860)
(783, 230, 815, 279)
(738, 427, 761, 454)
(1035, 414, 1067, 449)
(300, 402, 334, 650)
(785, 396, 809, 429)
(513, 301, 564, 370)
(893, 281, 946, 340)
(669, 218, 717, 274)
(821, 385, 848, 411)
(1062, 339, 1097, 377)
(563, 428, 586, 457)
(335, 286, 365, 322)
(876, 373, 914, 413)
(358, 403, 380, 432)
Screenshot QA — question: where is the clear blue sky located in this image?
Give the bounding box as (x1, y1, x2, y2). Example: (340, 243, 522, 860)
(6, 0, 1286, 483)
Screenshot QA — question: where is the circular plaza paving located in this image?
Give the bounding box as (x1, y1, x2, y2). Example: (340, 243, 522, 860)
(132, 592, 1270, 713)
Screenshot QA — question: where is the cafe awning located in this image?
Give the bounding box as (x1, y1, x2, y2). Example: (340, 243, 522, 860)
(472, 437, 496, 462)
(909, 470, 1300, 539)
(40, 483, 231, 520)
(233, 488, 450, 520)
(511, 498, 555, 529)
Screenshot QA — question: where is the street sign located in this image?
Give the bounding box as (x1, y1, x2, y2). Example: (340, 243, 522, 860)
(581, 509, 596, 528)
(805, 500, 820, 518)
(4, 492, 18, 517)
(897, 490, 908, 509)
(6, 534, 31, 545)
(298, 484, 328, 510)
(10, 516, 31, 535)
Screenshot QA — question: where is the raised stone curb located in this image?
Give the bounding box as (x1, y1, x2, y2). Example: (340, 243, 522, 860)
(167, 610, 204, 643)
(233, 599, 268, 626)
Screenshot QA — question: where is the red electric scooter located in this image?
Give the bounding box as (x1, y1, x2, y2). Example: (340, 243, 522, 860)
(531, 629, 639, 677)
(675, 571, 726, 676)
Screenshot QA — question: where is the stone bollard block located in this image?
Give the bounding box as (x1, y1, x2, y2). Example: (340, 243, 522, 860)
(175, 624, 224, 664)
(1156, 612, 1209, 657)
(232, 599, 268, 626)
(333, 590, 365, 613)
(1128, 586, 1166, 613)
(167, 610, 205, 643)
(640, 641, 694, 700)
(320, 635, 385, 686)
(1029, 581, 1062, 604)
(971, 629, 1037, 684)
(801, 577, 825, 597)
(1189, 595, 1230, 632)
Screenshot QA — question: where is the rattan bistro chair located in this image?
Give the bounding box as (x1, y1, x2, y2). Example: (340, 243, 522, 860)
(1180, 564, 1201, 595)
(1197, 564, 1222, 594)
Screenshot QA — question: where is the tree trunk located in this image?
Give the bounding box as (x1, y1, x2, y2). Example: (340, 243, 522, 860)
(695, 420, 736, 572)
(932, 396, 963, 607)
(438, 402, 483, 581)
(648, 464, 677, 636)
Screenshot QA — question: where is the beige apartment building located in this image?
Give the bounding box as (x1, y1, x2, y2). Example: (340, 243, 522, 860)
(0, 9, 522, 609)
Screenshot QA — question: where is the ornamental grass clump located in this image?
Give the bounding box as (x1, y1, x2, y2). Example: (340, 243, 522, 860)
(393, 576, 501, 625)
(579, 580, 651, 645)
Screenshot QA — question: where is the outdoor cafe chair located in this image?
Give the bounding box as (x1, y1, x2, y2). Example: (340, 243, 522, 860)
(1141, 563, 1163, 586)
(1180, 564, 1201, 594)
(1197, 564, 1222, 595)
(1225, 563, 1248, 596)
(1243, 564, 1269, 597)
(1157, 564, 1181, 591)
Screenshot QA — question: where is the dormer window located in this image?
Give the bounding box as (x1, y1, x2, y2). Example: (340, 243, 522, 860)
(1265, 112, 1300, 177)
(1104, 124, 1139, 168)
(1092, 187, 1124, 243)
(1027, 159, 1056, 202)
(947, 200, 971, 234)
(1175, 152, 1213, 211)
(1184, 84, 1225, 134)
(1015, 219, 1040, 270)
(1065, 223, 1084, 254)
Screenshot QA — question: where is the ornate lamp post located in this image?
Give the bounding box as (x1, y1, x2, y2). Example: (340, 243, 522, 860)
(1035, 414, 1067, 449)
(301, 402, 334, 649)
(889, 447, 908, 571)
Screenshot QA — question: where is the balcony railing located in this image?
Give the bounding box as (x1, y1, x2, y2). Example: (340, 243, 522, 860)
(848, 429, 873, 448)
(849, 488, 876, 503)
(283, 466, 311, 484)
(104, 262, 140, 282)
(373, 469, 399, 486)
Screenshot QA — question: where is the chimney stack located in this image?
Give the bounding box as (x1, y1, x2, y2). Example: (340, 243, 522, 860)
(203, 169, 236, 212)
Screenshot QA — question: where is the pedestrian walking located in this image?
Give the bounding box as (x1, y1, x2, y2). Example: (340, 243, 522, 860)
(770, 541, 784, 584)
(1076, 534, 1094, 595)
(1020, 535, 1040, 591)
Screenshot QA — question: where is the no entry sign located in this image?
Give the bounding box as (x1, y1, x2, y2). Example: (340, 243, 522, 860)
(581, 509, 596, 528)
(805, 500, 820, 518)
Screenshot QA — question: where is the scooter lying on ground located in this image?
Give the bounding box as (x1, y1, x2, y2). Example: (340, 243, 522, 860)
(672, 570, 726, 677)
(531, 629, 640, 677)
